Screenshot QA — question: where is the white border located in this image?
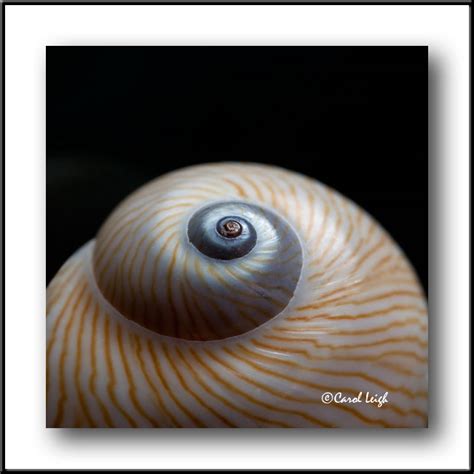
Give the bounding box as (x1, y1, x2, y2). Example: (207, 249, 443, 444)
(4, 4, 470, 470)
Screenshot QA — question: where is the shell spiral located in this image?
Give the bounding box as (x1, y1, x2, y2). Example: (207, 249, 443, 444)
(93, 197, 303, 341)
(47, 163, 428, 428)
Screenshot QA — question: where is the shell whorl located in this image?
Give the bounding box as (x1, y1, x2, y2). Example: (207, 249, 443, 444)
(93, 194, 303, 340)
(47, 162, 428, 428)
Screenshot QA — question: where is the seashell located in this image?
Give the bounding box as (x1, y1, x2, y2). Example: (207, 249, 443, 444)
(47, 162, 428, 428)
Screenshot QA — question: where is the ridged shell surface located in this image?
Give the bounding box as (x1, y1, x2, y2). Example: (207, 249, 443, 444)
(47, 162, 428, 428)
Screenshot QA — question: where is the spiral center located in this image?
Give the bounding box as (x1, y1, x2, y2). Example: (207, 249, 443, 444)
(187, 203, 258, 261)
(217, 218, 242, 238)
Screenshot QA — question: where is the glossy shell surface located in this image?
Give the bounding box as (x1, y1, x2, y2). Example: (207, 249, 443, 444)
(47, 162, 428, 427)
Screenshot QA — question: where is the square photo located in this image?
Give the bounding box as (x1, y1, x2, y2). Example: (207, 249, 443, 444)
(46, 46, 428, 428)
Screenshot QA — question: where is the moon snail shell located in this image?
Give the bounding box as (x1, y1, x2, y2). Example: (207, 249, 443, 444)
(47, 162, 428, 428)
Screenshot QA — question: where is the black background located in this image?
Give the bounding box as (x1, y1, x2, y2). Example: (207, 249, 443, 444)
(47, 46, 427, 292)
